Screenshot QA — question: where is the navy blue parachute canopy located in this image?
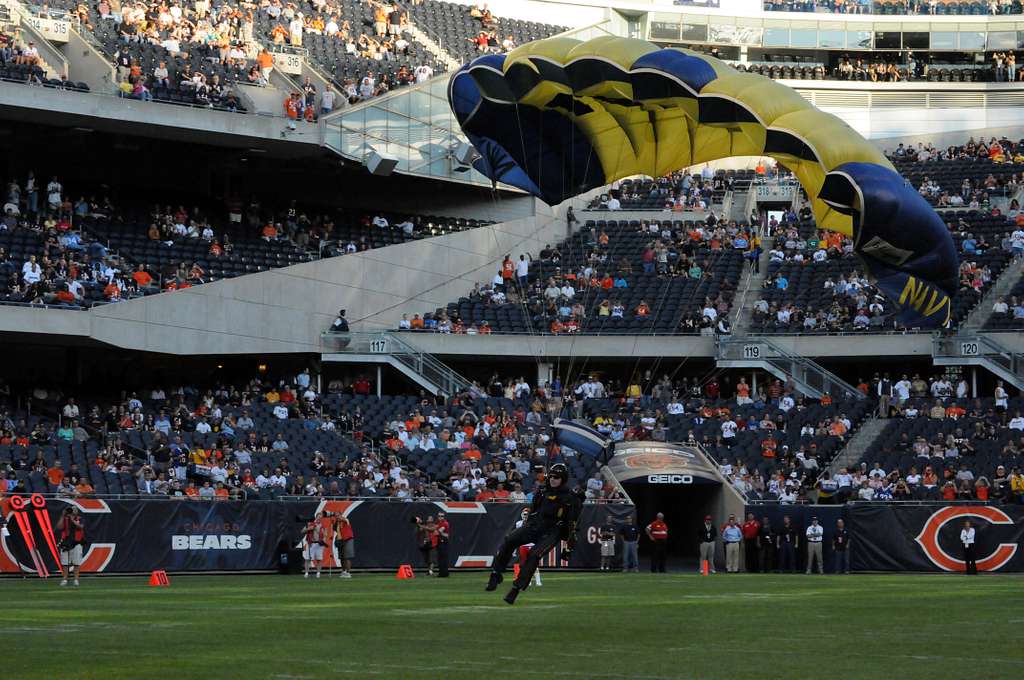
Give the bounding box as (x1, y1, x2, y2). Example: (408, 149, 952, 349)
(553, 419, 612, 463)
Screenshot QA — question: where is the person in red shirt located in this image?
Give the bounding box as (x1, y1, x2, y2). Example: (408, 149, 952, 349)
(434, 511, 450, 578)
(741, 513, 761, 573)
(58, 506, 85, 587)
(329, 513, 356, 578)
(646, 513, 669, 573)
(501, 255, 514, 285)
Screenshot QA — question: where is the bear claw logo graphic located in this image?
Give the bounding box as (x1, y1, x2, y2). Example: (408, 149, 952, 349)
(914, 506, 1018, 572)
(1, 495, 115, 575)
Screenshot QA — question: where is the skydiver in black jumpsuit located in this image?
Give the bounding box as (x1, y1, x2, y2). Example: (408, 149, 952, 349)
(485, 463, 583, 605)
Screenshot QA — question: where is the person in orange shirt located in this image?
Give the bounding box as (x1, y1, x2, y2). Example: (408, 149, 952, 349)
(761, 438, 777, 458)
(257, 48, 274, 81)
(74, 479, 94, 496)
(820, 393, 833, 406)
(214, 483, 230, 500)
(103, 281, 121, 301)
(828, 418, 848, 436)
(410, 314, 424, 329)
(132, 265, 153, 290)
(501, 255, 514, 283)
(284, 92, 300, 129)
(47, 461, 65, 486)
(635, 301, 650, 317)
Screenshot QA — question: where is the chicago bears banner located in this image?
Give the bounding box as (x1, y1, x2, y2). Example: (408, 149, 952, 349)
(846, 504, 1024, 573)
(0, 495, 633, 575)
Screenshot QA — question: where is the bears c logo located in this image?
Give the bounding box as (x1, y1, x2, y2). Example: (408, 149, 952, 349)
(914, 505, 1018, 572)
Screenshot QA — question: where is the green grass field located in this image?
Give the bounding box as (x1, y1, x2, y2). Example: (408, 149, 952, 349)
(5, 572, 1022, 679)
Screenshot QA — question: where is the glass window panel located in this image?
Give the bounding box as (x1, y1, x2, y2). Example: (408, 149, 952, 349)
(650, 21, 681, 41)
(1019, 31, 1024, 49)
(363, 106, 389, 139)
(959, 32, 985, 50)
(708, 24, 765, 45)
(408, 90, 432, 122)
(903, 32, 929, 49)
(874, 32, 900, 49)
(790, 28, 817, 48)
(988, 31, 1017, 50)
(930, 31, 957, 50)
(386, 93, 410, 118)
(680, 23, 709, 42)
(763, 27, 789, 47)
(818, 29, 845, 48)
(848, 31, 872, 49)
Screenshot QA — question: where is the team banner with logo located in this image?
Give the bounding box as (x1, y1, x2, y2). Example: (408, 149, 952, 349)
(608, 442, 722, 486)
(846, 504, 1024, 573)
(0, 496, 633, 575)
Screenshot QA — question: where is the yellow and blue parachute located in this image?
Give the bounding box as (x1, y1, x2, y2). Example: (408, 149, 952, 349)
(448, 36, 958, 329)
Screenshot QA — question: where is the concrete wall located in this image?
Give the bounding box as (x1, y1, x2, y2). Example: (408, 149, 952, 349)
(37, 195, 576, 355)
(0, 83, 320, 149)
(61, 29, 116, 92)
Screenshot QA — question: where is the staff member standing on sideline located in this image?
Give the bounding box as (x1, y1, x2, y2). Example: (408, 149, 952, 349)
(961, 519, 977, 575)
(620, 515, 640, 572)
(741, 513, 760, 573)
(832, 518, 850, 574)
(722, 515, 742, 573)
(805, 516, 824, 574)
(758, 517, 776, 573)
(646, 513, 669, 573)
(698, 515, 716, 574)
(777, 515, 799, 573)
(435, 511, 450, 578)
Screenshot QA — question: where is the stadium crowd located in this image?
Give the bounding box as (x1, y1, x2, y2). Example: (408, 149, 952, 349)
(397, 213, 745, 335)
(1, 171, 481, 307)
(764, 0, 1024, 13)
(721, 372, 1023, 505)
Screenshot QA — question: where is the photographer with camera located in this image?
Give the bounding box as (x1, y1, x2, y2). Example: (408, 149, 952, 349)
(58, 506, 85, 587)
(414, 515, 438, 576)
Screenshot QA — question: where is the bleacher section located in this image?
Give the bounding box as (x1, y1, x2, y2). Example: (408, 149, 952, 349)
(255, 0, 443, 93)
(406, 0, 566, 65)
(0, 386, 602, 498)
(409, 217, 745, 335)
(753, 210, 1012, 332)
(858, 396, 1024, 500)
(580, 394, 870, 494)
(0, 177, 489, 308)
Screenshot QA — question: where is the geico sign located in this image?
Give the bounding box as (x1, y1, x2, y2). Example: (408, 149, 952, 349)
(171, 535, 252, 550)
(647, 474, 693, 484)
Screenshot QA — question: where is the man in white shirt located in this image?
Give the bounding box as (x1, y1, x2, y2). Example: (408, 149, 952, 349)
(720, 418, 737, 445)
(960, 519, 977, 575)
(273, 403, 289, 420)
(894, 375, 912, 404)
(414, 64, 433, 83)
(606, 196, 621, 210)
(805, 517, 824, 574)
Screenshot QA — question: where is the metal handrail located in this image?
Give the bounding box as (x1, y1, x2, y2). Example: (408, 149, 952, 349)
(717, 335, 866, 400)
(321, 330, 472, 396)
